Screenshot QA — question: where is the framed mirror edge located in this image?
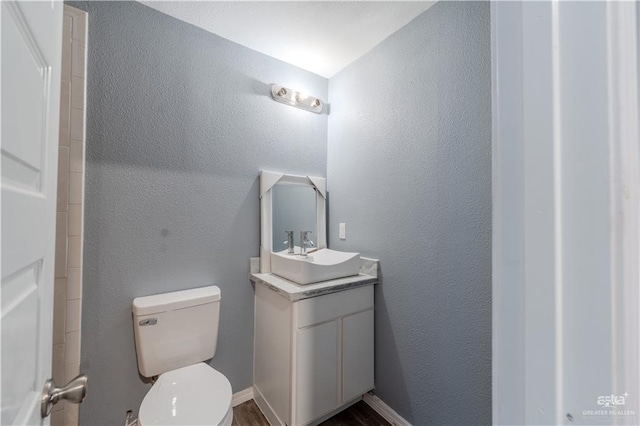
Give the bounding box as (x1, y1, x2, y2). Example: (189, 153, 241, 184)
(259, 170, 327, 273)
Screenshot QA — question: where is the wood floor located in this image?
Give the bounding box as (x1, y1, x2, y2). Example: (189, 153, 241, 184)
(232, 399, 391, 426)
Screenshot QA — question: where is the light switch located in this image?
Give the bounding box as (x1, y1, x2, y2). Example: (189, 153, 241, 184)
(339, 223, 346, 240)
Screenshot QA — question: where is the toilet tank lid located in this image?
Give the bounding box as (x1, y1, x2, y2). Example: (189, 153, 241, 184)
(132, 286, 220, 316)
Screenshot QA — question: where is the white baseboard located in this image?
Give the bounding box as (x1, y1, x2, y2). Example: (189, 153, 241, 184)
(232, 387, 254, 407)
(362, 392, 412, 426)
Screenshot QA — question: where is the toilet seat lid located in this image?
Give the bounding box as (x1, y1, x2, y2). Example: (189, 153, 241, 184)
(139, 363, 232, 425)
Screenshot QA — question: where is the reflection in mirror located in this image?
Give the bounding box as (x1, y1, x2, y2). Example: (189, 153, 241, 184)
(272, 183, 316, 252)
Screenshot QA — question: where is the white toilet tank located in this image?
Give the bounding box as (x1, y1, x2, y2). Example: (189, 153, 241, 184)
(132, 286, 221, 378)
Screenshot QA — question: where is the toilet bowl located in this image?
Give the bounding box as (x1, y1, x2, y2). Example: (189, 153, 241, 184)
(138, 363, 232, 426)
(132, 286, 233, 426)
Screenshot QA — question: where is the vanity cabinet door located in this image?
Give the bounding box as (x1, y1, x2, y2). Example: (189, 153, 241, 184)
(295, 320, 339, 425)
(342, 309, 375, 403)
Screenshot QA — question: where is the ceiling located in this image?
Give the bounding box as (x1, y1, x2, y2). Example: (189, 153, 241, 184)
(139, 1, 435, 78)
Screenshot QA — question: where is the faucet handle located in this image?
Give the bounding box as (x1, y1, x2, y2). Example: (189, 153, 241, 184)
(284, 231, 295, 254)
(299, 231, 313, 257)
(300, 231, 313, 245)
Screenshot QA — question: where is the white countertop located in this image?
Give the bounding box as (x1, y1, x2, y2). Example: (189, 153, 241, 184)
(249, 256, 379, 301)
(250, 272, 378, 301)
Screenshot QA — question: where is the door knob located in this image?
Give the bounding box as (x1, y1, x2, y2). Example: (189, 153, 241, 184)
(41, 374, 88, 418)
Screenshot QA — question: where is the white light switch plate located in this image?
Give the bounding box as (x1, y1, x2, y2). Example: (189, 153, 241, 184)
(339, 223, 346, 240)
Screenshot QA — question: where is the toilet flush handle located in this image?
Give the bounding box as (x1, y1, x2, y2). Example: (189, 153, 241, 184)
(139, 318, 157, 326)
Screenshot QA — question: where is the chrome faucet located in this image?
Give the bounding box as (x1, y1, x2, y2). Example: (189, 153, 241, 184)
(283, 231, 294, 254)
(300, 231, 314, 257)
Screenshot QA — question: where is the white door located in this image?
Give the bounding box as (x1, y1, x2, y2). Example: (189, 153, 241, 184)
(492, 1, 639, 425)
(1, 0, 63, 424)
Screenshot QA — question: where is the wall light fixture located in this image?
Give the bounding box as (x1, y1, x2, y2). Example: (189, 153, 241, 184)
(270, 84, 323, 114)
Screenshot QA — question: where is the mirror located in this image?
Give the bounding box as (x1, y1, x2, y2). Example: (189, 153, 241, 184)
(272, 183, 317, 251)
(260, 171, 326, 273)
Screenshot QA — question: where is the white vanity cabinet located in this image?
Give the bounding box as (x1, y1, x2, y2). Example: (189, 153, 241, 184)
(253, 282, 375, 426)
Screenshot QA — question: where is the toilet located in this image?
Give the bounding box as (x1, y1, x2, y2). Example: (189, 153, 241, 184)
(132, 286, 233, 426)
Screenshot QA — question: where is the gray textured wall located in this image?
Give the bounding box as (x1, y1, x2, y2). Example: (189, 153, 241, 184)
(66, 2, 327, 425)
(326, 2, 492, 424)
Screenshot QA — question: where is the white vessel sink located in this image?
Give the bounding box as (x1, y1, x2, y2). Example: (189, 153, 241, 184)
(271, 248, 360, 285)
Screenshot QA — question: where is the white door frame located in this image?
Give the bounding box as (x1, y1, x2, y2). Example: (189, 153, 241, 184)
(492, 1, 639, 425)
